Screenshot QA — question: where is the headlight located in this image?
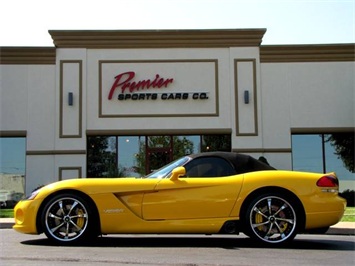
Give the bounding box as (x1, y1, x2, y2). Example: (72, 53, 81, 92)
(26, 185, 45, 200)
(26, 189, 40, 200)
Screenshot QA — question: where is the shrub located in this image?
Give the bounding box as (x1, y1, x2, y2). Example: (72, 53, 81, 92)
(339, 190, 355, 207)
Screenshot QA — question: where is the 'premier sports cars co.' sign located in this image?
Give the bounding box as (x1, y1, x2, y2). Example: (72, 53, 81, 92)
(99, 61, 218, 117)
(108, 71, 209, 101)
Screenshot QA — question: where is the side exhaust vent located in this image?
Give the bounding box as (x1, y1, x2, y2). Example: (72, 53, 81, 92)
(221, 221, 240, 234)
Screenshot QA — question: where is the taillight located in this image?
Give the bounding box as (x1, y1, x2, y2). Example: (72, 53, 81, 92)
(316, 175, 339, 187)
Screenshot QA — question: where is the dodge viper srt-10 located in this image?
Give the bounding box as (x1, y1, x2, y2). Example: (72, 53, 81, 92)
(13, 152, 346, 245)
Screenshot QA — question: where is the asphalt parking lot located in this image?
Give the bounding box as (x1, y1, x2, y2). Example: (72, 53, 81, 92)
(1, 218, 354, 234)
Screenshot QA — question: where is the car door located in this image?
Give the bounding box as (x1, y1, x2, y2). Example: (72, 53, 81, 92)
(142, 156, 243, 220)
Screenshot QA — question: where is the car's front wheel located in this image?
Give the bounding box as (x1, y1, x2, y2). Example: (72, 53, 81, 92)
(41, 193, 94, 244)
(244, 193, 299, 245)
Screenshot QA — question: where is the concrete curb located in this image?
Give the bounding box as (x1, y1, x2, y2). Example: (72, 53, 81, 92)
(326, 227, 355, 236)
(0, 222, 13, 229)
(1, 218, 354, 235)
(0, 218, 14, 229)
(0, 219, 13, 229)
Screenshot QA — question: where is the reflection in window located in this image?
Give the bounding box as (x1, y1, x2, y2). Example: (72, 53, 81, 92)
(87, 134, 232, 177)
(292, 135, 323, 173)
(147, 136, 172, 148)
(201, 135, 231, 152)
(87, 136, 143, 178)
(0, 137, 26, 207)
(0, 138, 26, 174)
(325, 133, 354, 175)
(292, 133, 355, 184)
(173, 136, 199, 160)
(118, 136, 143, 177)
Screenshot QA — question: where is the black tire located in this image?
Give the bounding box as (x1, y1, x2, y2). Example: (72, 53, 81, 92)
(244, 193, 299, 245)
(41, 193, 95, 244)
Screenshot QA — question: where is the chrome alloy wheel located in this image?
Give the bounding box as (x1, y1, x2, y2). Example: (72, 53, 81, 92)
(44, 196, 89, 242)
(249, 195, 297, 244)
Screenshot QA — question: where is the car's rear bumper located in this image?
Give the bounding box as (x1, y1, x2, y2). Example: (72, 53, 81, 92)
(305, 195, 347, 229)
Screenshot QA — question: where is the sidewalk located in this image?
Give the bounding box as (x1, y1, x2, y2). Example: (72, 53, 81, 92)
(324, 221, 355, 235)
(1, 218, 354, 235)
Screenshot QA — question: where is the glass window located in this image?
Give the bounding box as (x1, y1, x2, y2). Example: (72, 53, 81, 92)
(118, 136, 144, 177)
(0, 138, 26, 174)
(201, 134, 231, 152)
(185, 157, 235, 177)
(0, 137, 26, 207)
(324, 133, 354, 180)
(145, 156, 190, 179)
(87, 136, 117, 177)
(292, 135, 323, 173)
(147, 136, 172, 148)
(173, 135, 200, 160)
(87, 136, 144, 178)
(292, 133, 355, 191)
(87, 134, 232, 177)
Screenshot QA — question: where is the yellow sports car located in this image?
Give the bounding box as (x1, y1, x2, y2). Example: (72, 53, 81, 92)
(13, 152, 346, 245)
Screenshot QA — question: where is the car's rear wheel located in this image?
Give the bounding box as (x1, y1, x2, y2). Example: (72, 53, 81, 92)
(244, 193, 299, 245)
(41, 193, 94, 244)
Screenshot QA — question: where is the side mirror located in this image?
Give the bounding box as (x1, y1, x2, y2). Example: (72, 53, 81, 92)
(169, 166, 186, 181)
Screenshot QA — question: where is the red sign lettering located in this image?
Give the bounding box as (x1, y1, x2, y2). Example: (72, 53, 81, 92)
(108, 71, 174, 100)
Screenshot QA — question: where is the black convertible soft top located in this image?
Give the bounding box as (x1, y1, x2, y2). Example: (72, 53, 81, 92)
(189, 152, 276, 174)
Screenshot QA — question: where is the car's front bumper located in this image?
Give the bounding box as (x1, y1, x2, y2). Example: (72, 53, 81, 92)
(13, 199, 42, 234)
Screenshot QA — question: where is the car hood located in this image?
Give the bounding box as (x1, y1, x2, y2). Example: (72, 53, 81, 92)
(33, 177, 159, 199)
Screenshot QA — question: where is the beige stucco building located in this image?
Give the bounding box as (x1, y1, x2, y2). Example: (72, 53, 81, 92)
(1, 29, 354, 194)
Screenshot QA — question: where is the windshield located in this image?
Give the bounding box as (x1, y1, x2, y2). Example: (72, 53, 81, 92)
(145, 156, 191, 179)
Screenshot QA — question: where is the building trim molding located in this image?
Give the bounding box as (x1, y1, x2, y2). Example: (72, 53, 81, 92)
(233, 148, 292, 153)
(234, 59, 258, 136)
(0, 131, 27, 137)
(291, 127, 355, 134)
(0, 47, 56, 65)
(49, 29, 267, 48)
(260, 44, 355, 63)
(59, 167, 82, 180)
(86, 129, 232, 136)
(1, 41, 353, 65)
(26, 150, 86, 156)
(59, 60, 83, 138)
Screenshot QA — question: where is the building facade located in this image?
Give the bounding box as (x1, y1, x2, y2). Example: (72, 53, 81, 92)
(1, 29, 354, 195)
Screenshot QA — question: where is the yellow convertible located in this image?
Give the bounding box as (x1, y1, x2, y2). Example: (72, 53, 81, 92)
(13, 152, 346, 245)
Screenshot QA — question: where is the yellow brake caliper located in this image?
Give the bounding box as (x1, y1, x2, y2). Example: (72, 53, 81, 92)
(76, 209, 85, 230)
